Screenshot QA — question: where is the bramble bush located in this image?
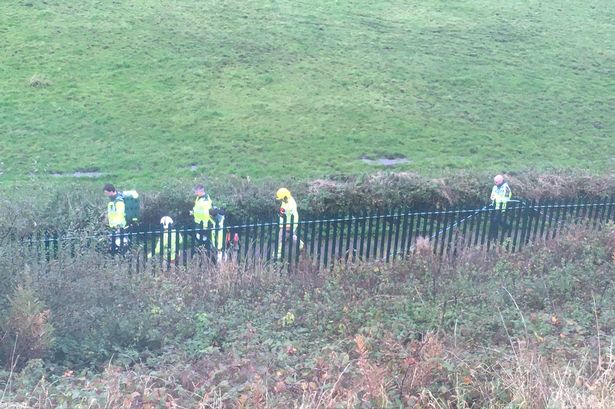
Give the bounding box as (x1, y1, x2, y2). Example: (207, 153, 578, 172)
(0, 224, 614, 407)
(2, 170, 615, 235)
(0, 285, 54, 370)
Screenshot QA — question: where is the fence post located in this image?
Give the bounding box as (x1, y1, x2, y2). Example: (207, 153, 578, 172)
(335, 213, 344, 264)
(365, 211, 373, 261)
(597, 196, 609, 229)
(469, 207, 480, 247)
(157, 224, 164, 269)
(500, 202, 510, 246)
(405, 211, 415, 255)
(373, 209, 381, 259)
(352, 212, 360, 263)
(426, 210, 436, 249)
(345, 213, 353, 265)
(558, 199, 571, 237)
(392, 208, 401, 262)
(323, 217, 331, 268)
(437, 208, 448, 258)
(549, 199, 562, 240)
(379, 208, 388, 260)
(359, 210, 367, 261)
(398, 207, 409, 260)
(165, 225, 172, 271)
(507, 202, 520, 252)
(479, 206, 490, 247)
(338, 213, 346, 264)
(606, 195, 615, 224)
(279, 215, 286, 262)
(385, 208, 395, 263)
(296, 217, 304, 267)
(258, 219, 265, 266)
(286, 215, 293, 272)
(317, 217, 325, 269)
(538, 198, 549, 241)
(266, 218, 274, 264)
(244, 217, 252, 267)
(573, 197, 583, 224)
(586, 199, 596, 228)
(330, 213, 338, 268)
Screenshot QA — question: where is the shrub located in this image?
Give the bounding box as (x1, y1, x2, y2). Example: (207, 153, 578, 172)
(3, 170, 615, 236)
(0, 285, 54, 370)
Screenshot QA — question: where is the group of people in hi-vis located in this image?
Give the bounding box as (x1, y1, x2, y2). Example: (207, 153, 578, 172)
(103, 174, 511, 263)
(103, 183, 305, 263)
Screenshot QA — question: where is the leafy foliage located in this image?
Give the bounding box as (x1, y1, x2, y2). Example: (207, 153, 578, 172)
(1, 225, 614, 407)
(0, 286, 54, 370)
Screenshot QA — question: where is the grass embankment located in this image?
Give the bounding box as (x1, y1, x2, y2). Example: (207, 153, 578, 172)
(2, 0, 614, 188)
(1, 226, 614, 407)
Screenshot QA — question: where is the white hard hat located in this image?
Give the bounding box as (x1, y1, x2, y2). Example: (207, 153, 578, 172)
(160, 216, 174, 229)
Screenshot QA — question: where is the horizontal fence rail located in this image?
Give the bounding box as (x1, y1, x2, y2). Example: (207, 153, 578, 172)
(3, 199, 615, 272)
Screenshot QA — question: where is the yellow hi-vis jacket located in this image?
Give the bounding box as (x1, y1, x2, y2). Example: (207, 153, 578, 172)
(107, 195, 126, 228)
(149, 229, 183, 261)
(279, 196, 299, 231)
(193, 194, 224, 250)
(193, 195, 213, 225)
(490, 183, 512, 210)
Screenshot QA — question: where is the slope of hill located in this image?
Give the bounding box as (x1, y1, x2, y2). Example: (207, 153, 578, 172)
(1, 0, 613, 189)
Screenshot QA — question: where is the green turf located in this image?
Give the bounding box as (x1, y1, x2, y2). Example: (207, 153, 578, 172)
(1, 0, 613, 189)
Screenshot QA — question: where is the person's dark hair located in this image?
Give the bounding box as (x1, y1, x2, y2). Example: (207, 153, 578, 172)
(194, 184, 205, 191)
(103, 183, 116, 193)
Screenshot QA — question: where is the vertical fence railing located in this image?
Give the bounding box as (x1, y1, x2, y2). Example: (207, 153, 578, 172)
(5, 198, 615, 272)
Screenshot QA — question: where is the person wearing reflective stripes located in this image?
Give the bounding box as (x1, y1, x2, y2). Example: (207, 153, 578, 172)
(148, 216, 183, 263)
(490, 174, 512, 211)
(275, 187, 304, 259)
(192, 184, 224, 261)
(103, 183, 126, 229)
(489, 174, 512, 238)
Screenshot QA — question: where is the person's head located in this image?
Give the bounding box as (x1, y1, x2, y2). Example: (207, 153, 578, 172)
(275, 187, 291, 202)
(160, 216, 174, 229)
(103, 183, 117, 198)
(194, 184, 206, 197)
(493, 175, 504, 186)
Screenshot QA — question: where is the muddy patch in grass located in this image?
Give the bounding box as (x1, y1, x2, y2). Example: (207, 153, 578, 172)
(361, 155, 409, 166)
(51, 171, 106, 178)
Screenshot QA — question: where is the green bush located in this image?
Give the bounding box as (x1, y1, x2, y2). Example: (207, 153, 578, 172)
(0, 225, 614, 406)
(3, 171, 615, 236)
(0, 285, 54, 370)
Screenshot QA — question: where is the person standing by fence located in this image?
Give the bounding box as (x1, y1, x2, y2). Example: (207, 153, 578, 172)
(103, 183, 128, 253)
(489, 174, 512, 238)
(192, 184, 225, 262)
(490, 175, 512, 210)
(103, 184, 126, 229)
(148, 216, 182, 264)
(275, 187, 304, 259)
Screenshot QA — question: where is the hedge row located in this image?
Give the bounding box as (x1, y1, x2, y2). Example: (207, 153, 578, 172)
(2, 170, 615, 233)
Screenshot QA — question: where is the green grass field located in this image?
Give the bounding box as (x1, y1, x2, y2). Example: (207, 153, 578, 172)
(1, 0, 613, 189)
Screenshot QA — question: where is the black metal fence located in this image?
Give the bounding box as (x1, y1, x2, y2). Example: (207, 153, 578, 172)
(5, 198, 615, 272)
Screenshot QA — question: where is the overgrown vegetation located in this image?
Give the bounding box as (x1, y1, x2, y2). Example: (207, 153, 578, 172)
(2, 170, 615, 233)
(2, 0, 614, 188)
(1, 225, 614, 407)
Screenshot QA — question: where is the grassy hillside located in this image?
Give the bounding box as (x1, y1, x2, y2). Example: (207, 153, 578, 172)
(1, 0, 614, 189)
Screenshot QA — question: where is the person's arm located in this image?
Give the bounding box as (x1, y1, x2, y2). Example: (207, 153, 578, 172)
(490, 186, 496, 201)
